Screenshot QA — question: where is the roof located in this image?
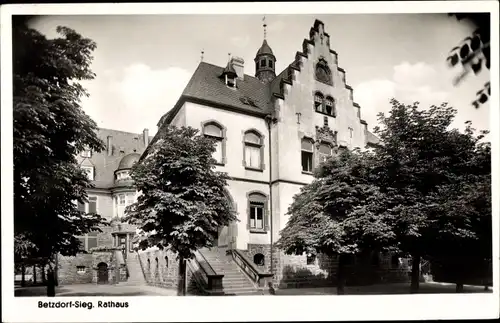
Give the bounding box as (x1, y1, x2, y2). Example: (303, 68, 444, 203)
(221, 62, 237, 77)
(366, 130, 381, 146)
(117, 153, 141, 170)
(256, 39, 275, 57)
(181, 62, 273, 115)
(77, 128, 151, 189)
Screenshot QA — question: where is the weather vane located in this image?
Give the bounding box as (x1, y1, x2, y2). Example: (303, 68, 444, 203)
(263, 16, 267, 39)
(201, 49, 204, 62)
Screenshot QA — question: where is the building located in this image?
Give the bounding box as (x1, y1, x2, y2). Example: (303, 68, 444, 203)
(56, 128, 151, 285)
(143, 19, 407, 291)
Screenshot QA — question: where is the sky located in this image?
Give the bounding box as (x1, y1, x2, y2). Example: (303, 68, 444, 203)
(29, 13, 491, 137)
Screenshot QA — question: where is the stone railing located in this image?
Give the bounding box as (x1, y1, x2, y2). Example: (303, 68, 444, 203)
(229, 249, 273, 290)
(187, 251, 224, 295)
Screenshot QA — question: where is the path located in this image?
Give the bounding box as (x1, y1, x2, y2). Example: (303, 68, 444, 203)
(15, 283, 177, 297)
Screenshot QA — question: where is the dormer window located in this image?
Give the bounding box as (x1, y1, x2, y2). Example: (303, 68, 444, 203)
(81, 149, 92, 158)
(225, 74, 236, 88)
(81, 166, 94, 181)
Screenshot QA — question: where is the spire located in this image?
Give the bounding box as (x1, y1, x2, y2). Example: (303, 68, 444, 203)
(263, 16, 267, 40)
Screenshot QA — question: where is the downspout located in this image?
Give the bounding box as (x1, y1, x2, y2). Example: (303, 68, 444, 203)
(265, 114, 275, 277)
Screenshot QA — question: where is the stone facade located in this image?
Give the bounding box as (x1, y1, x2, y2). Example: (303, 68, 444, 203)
(137, 249, 180, 290)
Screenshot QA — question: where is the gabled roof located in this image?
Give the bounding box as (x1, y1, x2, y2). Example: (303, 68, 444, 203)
(181, 62, 273, 115)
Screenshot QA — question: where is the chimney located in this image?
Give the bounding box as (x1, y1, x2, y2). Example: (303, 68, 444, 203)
(143, 128, 149, 147)
(231, 57, 245, 80)
(107, 136, 113, 156)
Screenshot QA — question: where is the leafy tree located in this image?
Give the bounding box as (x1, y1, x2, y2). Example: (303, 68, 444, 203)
(371, 99, 491, 292)
(13, 17, 106, 295)
(276, 149, 398, 294)
(447, 13, 490, 108)
(126, 125, 237, 295)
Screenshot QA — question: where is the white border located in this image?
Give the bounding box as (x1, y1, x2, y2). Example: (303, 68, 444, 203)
(1, 2, 499, 322)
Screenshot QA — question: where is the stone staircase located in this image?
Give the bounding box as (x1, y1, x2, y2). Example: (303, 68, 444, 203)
(199, 247, 262, 295)
(122, 252, 147, 286)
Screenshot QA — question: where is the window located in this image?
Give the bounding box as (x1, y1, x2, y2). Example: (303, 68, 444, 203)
(307, 254, 316, 265)
(325, 97, 335, 116)
(244, 131, 263, 170)
(77, 196, 97, 214)
(348, 127, 354, 145)
(226, 75, 236, 88)
(318, 143, 332, 163)
(76, 266, 86, 274)
(260, 59, 266, 68)
(81, 149, 92, 158)
(315, 58, 332, 85)
(165, 256, 169, 268)
(268, 60, 273, 68)
(314, 92, 324, 112)
(203, 123, 224, 165)
(248, 192, 267, 232)
(81, 166, 94, 181)
(77, 231, 99, 252)
(301, 139, 314, 173)
(116, 193, 135, 218)
(147, 259, 150, 269)
(256, 61, 260, 69)
(254, 253, 265, 267)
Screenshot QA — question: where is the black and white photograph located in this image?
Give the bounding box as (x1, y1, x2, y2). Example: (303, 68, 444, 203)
(1, 1, 499, 322)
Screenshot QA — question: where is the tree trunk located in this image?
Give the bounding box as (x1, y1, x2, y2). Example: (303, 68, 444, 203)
(42, 265, 46, 284)
(54, 254, 59, 286)
(33, 265, 37, 284)
(21, 264, 26, 287)
(337, 254, 346, 295)
(456, 283, 464, 293)
(410, 254, 421, 293)
(177, 256, 186, 296)
(46, 267, 56, 297)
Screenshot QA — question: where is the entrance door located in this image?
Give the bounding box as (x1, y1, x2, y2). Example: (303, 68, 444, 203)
(97, 262, 108, 284)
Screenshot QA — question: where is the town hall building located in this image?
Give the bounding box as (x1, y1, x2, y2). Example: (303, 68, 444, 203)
(53, 19, 409, 293)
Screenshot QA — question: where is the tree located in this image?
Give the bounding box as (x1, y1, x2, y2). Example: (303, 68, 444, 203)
(125, 125, 237, 295)
(371, 99, 491, 292)
(13, 18, 106, 295)
(276, 148, 398, 294)
(447, 13, 491, 108)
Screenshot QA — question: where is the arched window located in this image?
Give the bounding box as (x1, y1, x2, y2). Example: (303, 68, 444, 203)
(315, 58, 332, 85)
(301, 138, 314, 173)
(155, 257, 159, 267)
(165, 256, 169, 268)
(318, 143, 332, 163)
(314, 92, 324, 112)
(325, 97, 335, 116)
(203, 122, 224, 165)
(254, 253, 265, 266)
(243, 130, 263, 170)
(147, 258, 150, 269)
(247, 192, 268, 232)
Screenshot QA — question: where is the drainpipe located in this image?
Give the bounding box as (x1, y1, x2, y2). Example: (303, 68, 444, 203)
(265, 114, 275, 277)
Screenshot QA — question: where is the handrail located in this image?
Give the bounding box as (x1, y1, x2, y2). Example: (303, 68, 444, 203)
(196, 250, 221, 277)
(229, 249, 273, 289)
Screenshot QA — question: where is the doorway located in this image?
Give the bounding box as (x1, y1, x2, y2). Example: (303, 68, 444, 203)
(97, 262, 108, 284)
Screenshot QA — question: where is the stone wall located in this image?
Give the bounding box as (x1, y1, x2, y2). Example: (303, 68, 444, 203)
(271, 250, 411, 289)
(245, 244, 272, 273)
(57, 254, 94, 285)
(137, 248, 180, 290)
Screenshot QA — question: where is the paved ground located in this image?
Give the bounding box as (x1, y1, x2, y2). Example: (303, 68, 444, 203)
(15, 283, 177, 297)
(15, 282, 491, 297)
(275, 282, 492, 295)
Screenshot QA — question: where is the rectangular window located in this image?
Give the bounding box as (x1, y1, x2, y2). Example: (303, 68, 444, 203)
(213, 140, 223, 164)
(76, 266, 86, 274)
(88, 196, 97, 213)
(119, 194, 126, 205)
(245, 145, 261, 169)
(77, 237, 86, 251)
(260, 59, 266, 68)
(81, 166, 94, 181)
(77, 201, 86, 213)
(301, 151, 313, 172)
(249, 202, 264, 230)
(87, 231, 98, 250)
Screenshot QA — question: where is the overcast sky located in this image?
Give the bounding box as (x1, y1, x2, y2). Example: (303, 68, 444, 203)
(29, 13, 490, 137)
